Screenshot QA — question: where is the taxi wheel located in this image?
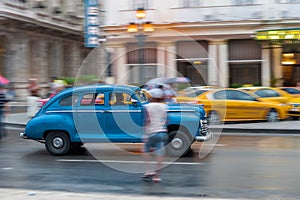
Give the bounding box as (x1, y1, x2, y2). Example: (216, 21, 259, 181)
(45, 131, 71, 156)
(207, 111, 221, 125)
(166, 130, 192, 157)
(292, 116, 299, 120)
(266, 109, 279, 122)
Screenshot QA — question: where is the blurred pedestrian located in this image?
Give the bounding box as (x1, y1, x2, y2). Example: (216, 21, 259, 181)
(6, 83, 16, 101)
(142, 87, 168, 183)
(27, 78, 41, 117)
(0, 84, 9, 140)
(48, 76, 57, 98)
(49, 80, 66, 98)
(28, 78, 40, 97)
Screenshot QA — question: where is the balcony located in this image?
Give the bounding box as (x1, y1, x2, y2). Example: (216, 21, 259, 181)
(0, 0, 84, 32)
(170, 4, 264, 23)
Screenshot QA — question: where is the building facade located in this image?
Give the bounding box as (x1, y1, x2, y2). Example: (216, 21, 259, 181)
(0, 0, 94, 99)
(102, 0, 300, 87)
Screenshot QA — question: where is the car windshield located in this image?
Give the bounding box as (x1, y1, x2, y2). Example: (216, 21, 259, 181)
(135, 89, 149, 103)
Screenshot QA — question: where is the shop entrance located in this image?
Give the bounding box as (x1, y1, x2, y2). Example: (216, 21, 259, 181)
(282, 65, 300, 86)
(282, 44, 300, 86)
(177, 61, 207, 86)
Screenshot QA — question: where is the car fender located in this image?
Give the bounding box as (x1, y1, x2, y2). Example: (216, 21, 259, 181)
(167, 111, 200, 138)
(25, 114, 78, 141)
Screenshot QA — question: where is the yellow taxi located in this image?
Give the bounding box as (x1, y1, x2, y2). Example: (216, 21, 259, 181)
(239, 86, 300, 119)
(177, 88, 289, 124)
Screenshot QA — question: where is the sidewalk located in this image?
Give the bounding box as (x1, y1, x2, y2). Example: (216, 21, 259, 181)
(3, 112, 300, 133)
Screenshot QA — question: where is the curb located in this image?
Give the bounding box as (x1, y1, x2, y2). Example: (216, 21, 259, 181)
(219, 128, 300, 134)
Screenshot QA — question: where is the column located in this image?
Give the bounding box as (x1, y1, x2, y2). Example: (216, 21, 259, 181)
(39, 38, 48, 83)
(261, 44, 271, 86)
(208, 40, 229, 87)
(272, 45, 283, 86)
(218, 41, 229, 87)
(166, 44, 177, 78)
(157, 41, 176, 78)
(208, 41, 218, 86)
(112, 45, 127, 85)
(96, 44, 107, 82)
(53, 40, 64, 77)
(14, 33, 30, 99)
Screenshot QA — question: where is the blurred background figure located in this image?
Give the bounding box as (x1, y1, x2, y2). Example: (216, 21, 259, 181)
(0, 84, 9, 140)
(27, 78, 41, 117)
(49, 80, 67, 98)
(28, 78, 40, 97)
(6, 83, 16, 102)
(48, 76, 58, 98)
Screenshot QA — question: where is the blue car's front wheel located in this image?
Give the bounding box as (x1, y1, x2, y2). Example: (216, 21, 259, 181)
(165, 130, 193, 157)
(45, 131, 71, 155)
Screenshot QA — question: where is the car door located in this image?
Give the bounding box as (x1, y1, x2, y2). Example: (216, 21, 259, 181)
(75, 92, 107, 141)
(105, 91, 144, 142)
(220, 90, 244, 120)
(227, 90, 266, 120)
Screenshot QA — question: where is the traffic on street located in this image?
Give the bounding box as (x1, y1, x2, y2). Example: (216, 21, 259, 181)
(1, 1, 300, 199)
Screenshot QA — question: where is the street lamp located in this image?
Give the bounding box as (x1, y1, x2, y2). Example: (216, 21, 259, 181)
(127, 8, 154, 84)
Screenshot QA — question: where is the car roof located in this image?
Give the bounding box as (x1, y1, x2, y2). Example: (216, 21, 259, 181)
(48, 84, 140, 102)
(239, 86, 271, 90)
(63, 84, 139, 93)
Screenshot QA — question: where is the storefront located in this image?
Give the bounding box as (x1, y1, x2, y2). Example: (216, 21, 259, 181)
(228, 39, 262, 87)
(256, 29, 300, 86)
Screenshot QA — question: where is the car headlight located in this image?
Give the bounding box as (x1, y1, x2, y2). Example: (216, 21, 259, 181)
(279, 103, 288, 106)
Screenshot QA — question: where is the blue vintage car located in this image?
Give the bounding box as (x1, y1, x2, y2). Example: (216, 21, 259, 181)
(20, 84, 211, 157)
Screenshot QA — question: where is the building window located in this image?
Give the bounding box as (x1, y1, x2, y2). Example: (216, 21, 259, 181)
(182, 0, 201, 7)
(132, 0, 149, 9)
(233, 0, 256, 5)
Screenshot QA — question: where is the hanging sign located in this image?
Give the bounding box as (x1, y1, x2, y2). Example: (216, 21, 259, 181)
(84, 0, 99, 48)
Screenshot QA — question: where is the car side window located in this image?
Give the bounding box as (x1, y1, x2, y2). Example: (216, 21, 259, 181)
(227, 90, 256, 101)
(109, 92, 135, 106)
(95, 93, 105, 105)
(213, 91, 226, 100)
(109, 92, 126, 106)
(80, 93, 95, 106)
(255, 89, 280, 98)
(59, 95, 79, 106)
(80, 93, 106, 106)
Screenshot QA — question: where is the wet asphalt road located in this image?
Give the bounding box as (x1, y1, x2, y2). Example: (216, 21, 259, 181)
(1, 128, 300, 199)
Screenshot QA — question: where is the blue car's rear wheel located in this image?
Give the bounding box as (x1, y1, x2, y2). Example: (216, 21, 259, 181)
(45, 131, 70, 155)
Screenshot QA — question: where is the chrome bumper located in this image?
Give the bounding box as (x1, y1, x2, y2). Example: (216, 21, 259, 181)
(195, 131, 213, 142)
(19, 132, 27, 139)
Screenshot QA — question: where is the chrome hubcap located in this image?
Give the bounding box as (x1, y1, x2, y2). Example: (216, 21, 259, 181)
(171, 138, 183, 149)
(52, 137, 64, 149)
